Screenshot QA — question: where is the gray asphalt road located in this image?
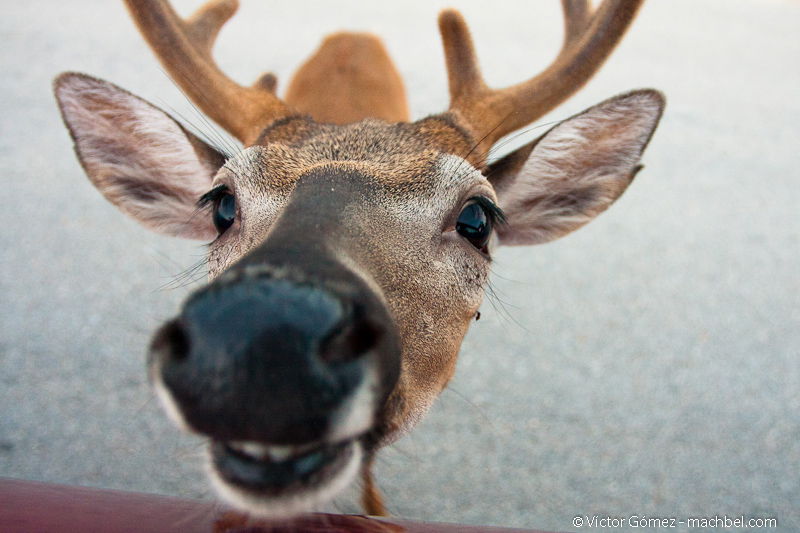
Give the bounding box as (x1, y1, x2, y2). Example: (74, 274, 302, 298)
(1, 1, 798, 531)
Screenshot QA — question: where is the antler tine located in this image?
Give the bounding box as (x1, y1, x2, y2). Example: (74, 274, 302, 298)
(124, 0, 290, 145)
(439, 10, 486, 104)
(561, 1, 592, 49)
(184, 0, 237, 54)
(439, 0, 645, 156)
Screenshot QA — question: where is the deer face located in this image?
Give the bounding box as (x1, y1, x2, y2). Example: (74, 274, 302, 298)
(199, 118, 499, 433)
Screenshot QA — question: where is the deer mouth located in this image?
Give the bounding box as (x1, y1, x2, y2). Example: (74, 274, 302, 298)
(208, 437, 362, 515)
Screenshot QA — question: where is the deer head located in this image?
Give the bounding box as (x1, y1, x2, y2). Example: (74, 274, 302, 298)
(54, 0, 663, 518)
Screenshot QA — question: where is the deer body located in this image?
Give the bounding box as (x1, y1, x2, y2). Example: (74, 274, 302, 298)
(54, 0, 664, 519)
(286, 32, 410, 124)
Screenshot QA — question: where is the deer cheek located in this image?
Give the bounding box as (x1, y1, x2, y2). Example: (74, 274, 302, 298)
(206, 239, 242, 281)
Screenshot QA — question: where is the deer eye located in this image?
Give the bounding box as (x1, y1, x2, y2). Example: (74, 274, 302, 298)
(456, 199, 494, 252)
(198, 184, 237, 235)
(212, 193, 236, 234)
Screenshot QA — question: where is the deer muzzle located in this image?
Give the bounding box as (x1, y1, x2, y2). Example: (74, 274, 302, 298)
(148, 269, 400, 510)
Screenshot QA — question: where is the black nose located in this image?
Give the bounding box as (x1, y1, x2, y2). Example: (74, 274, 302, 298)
(152, 277, 384, 444)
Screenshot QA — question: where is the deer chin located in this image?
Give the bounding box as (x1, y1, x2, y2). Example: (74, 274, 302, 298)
(206, 437, 362, 518)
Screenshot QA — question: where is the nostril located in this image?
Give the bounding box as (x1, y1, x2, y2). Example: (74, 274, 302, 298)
(319, 316, 382, 364)
(350, 319, 381, 356)
(158, 320, 191, 362)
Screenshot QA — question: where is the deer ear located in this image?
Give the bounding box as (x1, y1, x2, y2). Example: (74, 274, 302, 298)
(487, 90, 665, 246)
(54, 72, 225, 240)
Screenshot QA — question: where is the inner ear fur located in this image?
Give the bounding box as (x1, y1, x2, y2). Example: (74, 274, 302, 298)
(54, 72, 224, 240)
(486, 89, 665, 246)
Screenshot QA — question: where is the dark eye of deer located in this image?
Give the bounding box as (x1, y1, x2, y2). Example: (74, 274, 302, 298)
(213, 193, 236, 234)
(456, 201, 492, 252)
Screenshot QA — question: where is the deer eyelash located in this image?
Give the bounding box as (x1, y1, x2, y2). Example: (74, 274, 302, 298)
(472, 196, 507, 226)
(197, 184, 230, 209)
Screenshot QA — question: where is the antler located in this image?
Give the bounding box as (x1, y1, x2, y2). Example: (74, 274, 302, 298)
(124, 0, 291, 145)
(439, 0, 645, 153)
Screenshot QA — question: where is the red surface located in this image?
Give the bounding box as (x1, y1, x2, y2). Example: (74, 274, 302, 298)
(0, 478, 548, 533)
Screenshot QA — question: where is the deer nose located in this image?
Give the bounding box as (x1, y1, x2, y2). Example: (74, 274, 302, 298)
(151, 277, 384, 444)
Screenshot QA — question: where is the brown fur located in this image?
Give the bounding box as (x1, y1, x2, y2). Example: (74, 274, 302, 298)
(361, 454, 387, 516)
(252, 116, 473, 181)
(286, 33, 409, 125)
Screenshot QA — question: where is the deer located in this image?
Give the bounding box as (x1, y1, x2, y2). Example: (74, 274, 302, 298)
(53, 0, 664, 520)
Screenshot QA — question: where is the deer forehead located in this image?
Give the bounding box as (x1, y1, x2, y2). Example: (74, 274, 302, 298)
(235, 116, 476, 184)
